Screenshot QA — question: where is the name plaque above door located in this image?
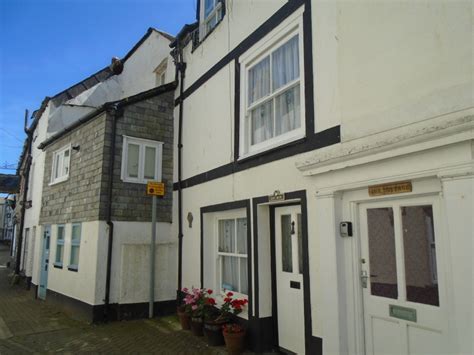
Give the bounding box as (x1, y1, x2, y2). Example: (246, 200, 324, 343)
(368, 181, 412, 197)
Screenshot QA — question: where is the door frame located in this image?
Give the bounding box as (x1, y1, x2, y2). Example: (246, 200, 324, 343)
(269, 190, 312, 353)
(345, 189, 447, 355)
(38, 224, 51, 300)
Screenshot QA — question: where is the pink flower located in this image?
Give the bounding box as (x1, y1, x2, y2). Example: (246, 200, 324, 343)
(182, 287, 189, 293)
(192, 305, 198, 311)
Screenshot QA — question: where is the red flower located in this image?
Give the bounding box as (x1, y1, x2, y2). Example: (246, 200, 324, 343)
(207, 298, 216, 305)
(226, 292, 234, 297)
(207, 289, 213, 294)
(224, 297, 231, 303)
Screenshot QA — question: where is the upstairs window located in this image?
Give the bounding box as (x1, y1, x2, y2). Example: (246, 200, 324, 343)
(154, 58, 168, 86)
(121, 136, 163, 184)
(201, 0, 223, 39)
(240, 21, 304, 157)
(50, 145, 71, 184)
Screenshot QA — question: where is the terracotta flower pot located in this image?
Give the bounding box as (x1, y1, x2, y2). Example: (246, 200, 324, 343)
(223, 329, 246, 355)
(177, 308, 191, 330)
(204, 319, 227, 346)
(190, 317, 204, 336)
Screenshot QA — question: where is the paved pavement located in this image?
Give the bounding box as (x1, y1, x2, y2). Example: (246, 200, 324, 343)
(0, 243, 230, 354)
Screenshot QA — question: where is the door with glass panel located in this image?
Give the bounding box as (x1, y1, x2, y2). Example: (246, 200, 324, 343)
(38, 225, 51, 300)
(359, 197, 449, 355)
(275, 205, 304, 354)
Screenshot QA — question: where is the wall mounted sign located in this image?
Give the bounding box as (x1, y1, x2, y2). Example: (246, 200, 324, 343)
(146, 181, 165, 196)
(369, 181, 412, 197)
(269, 190, 285, 202)
(389, 305, 417, 322)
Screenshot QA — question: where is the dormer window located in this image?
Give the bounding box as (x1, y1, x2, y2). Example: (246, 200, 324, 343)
(200, 0, 224, 40)
(154, 59, 168, 87)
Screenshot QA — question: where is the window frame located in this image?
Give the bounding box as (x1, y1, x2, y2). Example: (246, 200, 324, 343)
(120, 135, 164, 184)
(199, 0, 224, 40)
(54, 224, 65, 268)
(50, 144, 71, 185)
(239, 13, 305, 159)
(68, 223, 81, 271)
(214, 209, 248, 298)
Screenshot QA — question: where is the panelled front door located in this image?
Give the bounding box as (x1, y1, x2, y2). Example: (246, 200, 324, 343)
(38, 225, 51, 300)
(359, 196, 449, 354)
(275, 205, 305, 354)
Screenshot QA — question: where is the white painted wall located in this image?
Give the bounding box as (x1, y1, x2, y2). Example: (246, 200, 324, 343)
(48, 221, 101, 305)
(176, 0, 473, 353)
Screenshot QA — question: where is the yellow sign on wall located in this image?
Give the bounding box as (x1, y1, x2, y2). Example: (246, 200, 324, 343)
(147, 181, 165, 196)
(368, 181, 412, 197)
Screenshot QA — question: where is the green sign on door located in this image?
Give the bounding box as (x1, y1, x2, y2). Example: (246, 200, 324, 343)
(389, 305, 417, 322)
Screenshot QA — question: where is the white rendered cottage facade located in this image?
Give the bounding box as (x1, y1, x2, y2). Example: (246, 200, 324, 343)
(19, 28, 177, 321)
(172, 0, 473, 354)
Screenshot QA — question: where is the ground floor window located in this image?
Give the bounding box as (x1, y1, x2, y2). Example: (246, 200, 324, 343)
(68, 223, 81, 271)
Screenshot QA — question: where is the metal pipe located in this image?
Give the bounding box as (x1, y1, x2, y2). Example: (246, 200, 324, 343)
(15, 110, 31, 275)
(176, 47, 186, 293)
(104, 104, 120, 321)
(149, 195, 157, 318)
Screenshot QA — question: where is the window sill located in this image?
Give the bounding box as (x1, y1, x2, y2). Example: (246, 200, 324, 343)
(49, 176, 69, 186)
(53, 263, 63, 269)
(67, 266, 78, 272)
(237, 134, 306, 164)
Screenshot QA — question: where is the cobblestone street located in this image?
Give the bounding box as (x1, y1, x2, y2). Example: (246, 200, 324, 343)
(0, 244, 229, 354)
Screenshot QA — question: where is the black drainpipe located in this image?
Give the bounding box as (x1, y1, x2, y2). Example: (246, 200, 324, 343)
(104, 103, 121, 321)
(176, 45, 186, 295)
(15, 110, 32, 275)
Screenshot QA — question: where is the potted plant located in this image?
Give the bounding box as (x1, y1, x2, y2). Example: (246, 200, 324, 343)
(177, 287, 191, 330)
(222, 323, 246, 355)
(204, 291, 248, 346)
(183, 287, 212, 336)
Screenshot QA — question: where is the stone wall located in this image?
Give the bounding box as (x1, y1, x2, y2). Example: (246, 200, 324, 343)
(40, 114, 108, 224)
(102, 91, 174, 222)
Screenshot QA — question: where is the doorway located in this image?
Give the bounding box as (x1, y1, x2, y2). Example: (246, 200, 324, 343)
(38, 225, 50, 300)
(273, 205, 305, 354)
(358, 196, 448, 354)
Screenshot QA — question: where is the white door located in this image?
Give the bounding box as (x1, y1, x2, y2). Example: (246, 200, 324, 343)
(275, 205, 305, 354)
(359, 196, 449, 355)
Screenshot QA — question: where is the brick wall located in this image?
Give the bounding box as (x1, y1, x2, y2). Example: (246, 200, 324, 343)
(40, 114, 108, 224)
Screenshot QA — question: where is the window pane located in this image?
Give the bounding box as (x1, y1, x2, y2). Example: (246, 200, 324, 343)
(63, 150, 70, 176)
(54, 154, 60, 179)
(251, 101, 273, 145)
(70, 245, 80, 266)
(275, 85, 300, 136)
(127, 143, 139, 178)
(402, 205, 439, 306)
(272, 35, 299, 91)
(144, 146, 156, 179)
(206, 14, 218, 33)
(240, 259, 248, 295)
(236, 218, 247, 254)
(367, 208, 398, 299)
(248, 57, 270, 104)
(57, 226, 65, 241)
(204, 0, 215, 17)
(222, 255, 238, 291)
(281, 214, 293, 272)
(218, 219, 235, 253)
(297, 213, 303, 274)
(55, 244, 63, 263)
(72, 224, 81, 243)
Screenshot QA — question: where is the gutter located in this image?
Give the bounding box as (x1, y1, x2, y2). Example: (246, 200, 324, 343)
(15, 110, 32, 275)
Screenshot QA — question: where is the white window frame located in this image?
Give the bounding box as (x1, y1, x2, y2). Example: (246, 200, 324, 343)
(68, 223, 81, 271)
(54, 224, 65, 267)
(199, 0, 223, 40)
(239, 11, 305, 159)
(120, 136, 163, 184)
(50, 145, 71, 185)
(214, 209, 248, 298)
(154, 58, 168, 87)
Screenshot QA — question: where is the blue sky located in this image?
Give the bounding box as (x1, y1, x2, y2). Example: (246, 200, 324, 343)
(0, 0, 196, 177)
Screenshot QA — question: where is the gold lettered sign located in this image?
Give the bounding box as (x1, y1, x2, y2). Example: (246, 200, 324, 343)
(369, 181, 412, 197)
(146, 181, 165, 196)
